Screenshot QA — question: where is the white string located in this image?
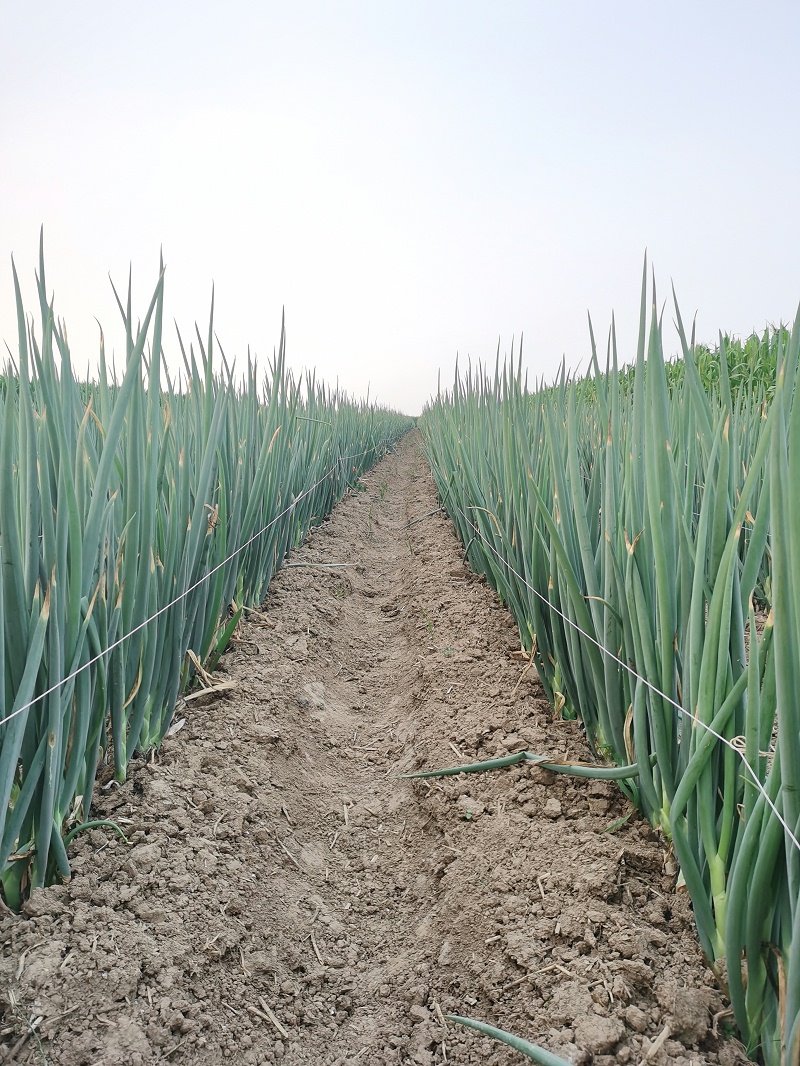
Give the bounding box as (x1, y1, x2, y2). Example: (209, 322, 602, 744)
(448, 497, 800, 856)
(0, 437, 396, 731)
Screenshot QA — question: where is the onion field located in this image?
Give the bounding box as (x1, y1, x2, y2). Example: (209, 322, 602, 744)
(422, 265, 800, 1065)
(3, 245, 799, 1065)
(0, 243, 412, 910)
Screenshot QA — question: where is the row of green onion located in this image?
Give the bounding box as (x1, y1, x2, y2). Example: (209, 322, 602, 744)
(421, 262, 799, 1064)
(0, 239, 412, 909)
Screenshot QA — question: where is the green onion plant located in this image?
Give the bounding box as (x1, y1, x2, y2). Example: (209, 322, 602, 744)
(421, 261, 798, 1064)
(0, 237, 412, 907)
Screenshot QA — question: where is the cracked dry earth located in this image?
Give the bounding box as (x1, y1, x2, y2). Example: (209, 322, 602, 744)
(1, 433, 748, 1066)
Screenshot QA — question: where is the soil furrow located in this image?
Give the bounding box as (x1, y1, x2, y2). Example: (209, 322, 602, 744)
(1, 433, 746, 1066)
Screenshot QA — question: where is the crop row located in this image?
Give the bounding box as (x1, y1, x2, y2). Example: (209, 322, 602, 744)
(0, 243, 412, 909)
(421, 265, 799, 1064)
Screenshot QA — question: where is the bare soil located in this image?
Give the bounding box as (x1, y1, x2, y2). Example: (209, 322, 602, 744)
(1, 433, 748, 1066)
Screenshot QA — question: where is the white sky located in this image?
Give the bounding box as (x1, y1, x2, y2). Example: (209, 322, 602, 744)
(2, 2, 800, 414)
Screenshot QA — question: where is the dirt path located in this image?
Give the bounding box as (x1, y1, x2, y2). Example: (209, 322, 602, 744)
(1, 433, 746, 1066)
